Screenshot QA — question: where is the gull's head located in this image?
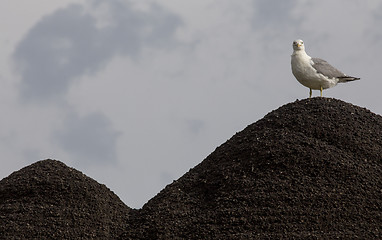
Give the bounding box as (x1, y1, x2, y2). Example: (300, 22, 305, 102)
(293, 39, 305, 51)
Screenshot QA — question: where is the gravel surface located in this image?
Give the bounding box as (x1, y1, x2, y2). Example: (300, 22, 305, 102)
(0, 160, 131, 239)
(1, 98, 382, 239)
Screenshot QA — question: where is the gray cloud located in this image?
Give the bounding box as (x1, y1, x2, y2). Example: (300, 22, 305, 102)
(13, 0, 181, 103)
(185, 119, 205, 136)
(12, 0, 182, 167)
(252, 0, 300, 31)
(54, 111, 121, 164)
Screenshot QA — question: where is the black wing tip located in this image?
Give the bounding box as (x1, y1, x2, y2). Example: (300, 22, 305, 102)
(340, 76, 360, 81)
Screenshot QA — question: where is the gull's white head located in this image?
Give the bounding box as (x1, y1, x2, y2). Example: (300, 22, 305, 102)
(293, 39, 305, 51)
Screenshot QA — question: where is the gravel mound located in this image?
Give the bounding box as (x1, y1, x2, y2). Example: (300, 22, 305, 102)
(126, 97, 382, 239)
(2, 98, 382, 239)
(0, 160, 131, 239)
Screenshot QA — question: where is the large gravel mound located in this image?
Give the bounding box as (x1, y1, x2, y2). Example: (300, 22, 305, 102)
(126, 98, 382, 239)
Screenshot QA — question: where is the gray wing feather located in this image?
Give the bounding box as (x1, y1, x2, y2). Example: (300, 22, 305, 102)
(311, 58, 360, 82)
(311, 58, 345, 78)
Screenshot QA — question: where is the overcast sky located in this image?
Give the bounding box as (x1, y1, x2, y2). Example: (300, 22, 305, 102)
(1, 0, 381, 208)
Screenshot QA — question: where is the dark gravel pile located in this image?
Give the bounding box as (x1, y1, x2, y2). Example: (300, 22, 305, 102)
(1, 98, 382, 239)
(0, 160, 131, 239)
(126, 97, 382, 239)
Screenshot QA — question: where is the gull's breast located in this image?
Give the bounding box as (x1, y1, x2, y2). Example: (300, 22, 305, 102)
(291, 54, 337, 90)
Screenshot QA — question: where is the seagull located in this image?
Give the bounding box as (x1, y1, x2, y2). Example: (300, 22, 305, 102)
(291, 39, 360, 98)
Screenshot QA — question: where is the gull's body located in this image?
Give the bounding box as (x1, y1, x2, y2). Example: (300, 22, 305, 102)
(291, 39, 360, 98)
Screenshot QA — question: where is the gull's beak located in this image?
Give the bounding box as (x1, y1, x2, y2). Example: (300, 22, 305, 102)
(297, 43, 302, 47)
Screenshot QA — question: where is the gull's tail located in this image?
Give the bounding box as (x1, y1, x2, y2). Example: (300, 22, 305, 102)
(338, 76, 360, 83)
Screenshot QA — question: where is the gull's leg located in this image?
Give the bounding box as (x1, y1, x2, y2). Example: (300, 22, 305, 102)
(309, 88, 312, 98)
(320, 86, 323, 97)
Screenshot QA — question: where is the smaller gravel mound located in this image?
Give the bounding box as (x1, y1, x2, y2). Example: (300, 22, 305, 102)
(0, 159, 131, 239)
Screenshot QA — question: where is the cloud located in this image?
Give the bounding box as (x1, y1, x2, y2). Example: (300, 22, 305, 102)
(13, 0, 181, 103)
(11, 0, 182, 168)
(53, 111, 121, 165)
(252, 0, 299, 30)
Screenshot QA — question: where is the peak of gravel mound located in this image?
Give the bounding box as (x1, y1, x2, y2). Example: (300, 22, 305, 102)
(0, 159, 131, 239)
(125, 98, 382, 239)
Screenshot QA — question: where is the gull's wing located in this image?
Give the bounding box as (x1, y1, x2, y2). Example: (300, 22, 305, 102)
(311, 58, 360, 82)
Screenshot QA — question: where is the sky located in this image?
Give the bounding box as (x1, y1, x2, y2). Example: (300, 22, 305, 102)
(1, 0, 381, 209)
